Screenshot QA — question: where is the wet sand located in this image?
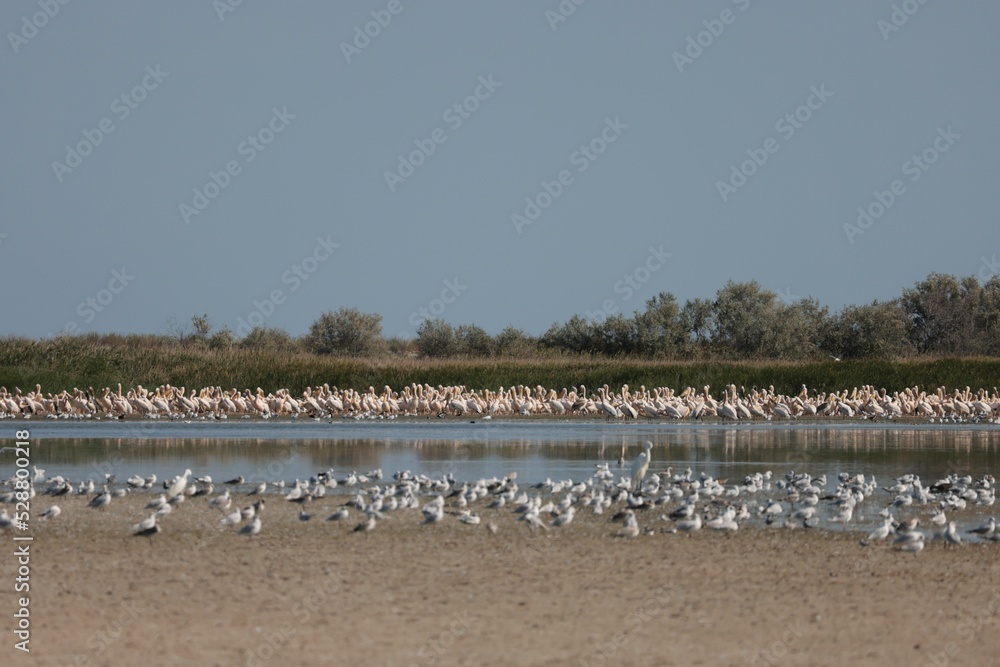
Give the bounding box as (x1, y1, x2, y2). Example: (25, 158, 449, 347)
(7, 494, 1000, 667)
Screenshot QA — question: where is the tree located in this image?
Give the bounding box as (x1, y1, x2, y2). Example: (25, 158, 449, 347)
(455, 324, 494, 356)
(540, 315, 596, 354)
(416, 319, 456, 357)
(900, 273, 982, 354)
(238, 326, 296, 351)
(305, 308, 383, 356)
(191, 314, 212, 339)
(821, 301, 912, 359)
(594, 314, 639, 356)
(710, 281, 780, 358)
(494, 326, 535, 356)
(208, 327, 235, 351)
(680, 298, 715, 357)
(634, 292, 685, 357)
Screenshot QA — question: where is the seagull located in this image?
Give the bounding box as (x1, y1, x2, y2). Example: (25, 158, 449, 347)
(238, 516, 261, 539)
(247, 482, 267, 497)
(39, 505, 61, 522)
(224, 475, 245, 485)
(208, 490, 232, 511)
(299, 509, 314, 522)
(616, 510, 639, 538)
(326, 507, 350, 522)
(145, 494, 167, 511)
(353, 516, 376, 534)
(671, 513, 702, 535)
(88, 489, 111, 511)
(968, 517, 996, 538)
(132, 514, 160, 540)
(220, 508, 242, 526)
(551, 506, 575, 528)
(457, 512, 481, 526)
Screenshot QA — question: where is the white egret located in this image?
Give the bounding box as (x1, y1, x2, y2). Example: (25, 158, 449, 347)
(630, 441, 653, 493)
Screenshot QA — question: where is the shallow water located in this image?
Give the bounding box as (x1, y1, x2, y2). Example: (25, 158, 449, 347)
(5, 419, 999, 489)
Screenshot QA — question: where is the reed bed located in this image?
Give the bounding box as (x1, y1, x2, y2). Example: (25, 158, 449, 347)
(1, 336, 998, 395)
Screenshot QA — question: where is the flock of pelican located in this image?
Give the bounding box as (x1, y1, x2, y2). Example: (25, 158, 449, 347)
(4, 443, 997, 556)
(1, 382, 998, 422)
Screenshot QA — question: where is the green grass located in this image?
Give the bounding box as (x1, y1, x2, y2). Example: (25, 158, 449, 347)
(1, 336, 998, 395)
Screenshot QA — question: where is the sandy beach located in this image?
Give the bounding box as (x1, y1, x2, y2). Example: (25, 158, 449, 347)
(3, 492, 998, 667)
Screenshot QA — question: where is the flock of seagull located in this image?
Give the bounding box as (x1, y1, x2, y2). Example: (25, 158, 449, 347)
(1, 382, 999, 423)
(3, 442, 998, 556)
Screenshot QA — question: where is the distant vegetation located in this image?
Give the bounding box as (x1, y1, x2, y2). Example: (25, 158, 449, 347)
(1, 272, 998, 393)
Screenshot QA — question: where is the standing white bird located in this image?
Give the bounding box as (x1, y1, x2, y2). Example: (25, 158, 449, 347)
(167, 469, 192, 500)
(630, 441, 653, 493)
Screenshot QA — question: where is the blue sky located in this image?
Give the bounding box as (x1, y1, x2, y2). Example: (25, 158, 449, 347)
(2, 1, 998, 340)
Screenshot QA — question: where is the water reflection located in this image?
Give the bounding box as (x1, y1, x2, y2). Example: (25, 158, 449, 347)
(6, 422, 998, 486)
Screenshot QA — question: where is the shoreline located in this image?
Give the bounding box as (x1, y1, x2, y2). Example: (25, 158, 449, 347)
(13, 492, 1000, 667)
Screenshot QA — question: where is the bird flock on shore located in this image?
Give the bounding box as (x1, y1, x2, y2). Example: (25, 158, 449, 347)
(3, 442, 997, 556)
(1, 382, 998, 422)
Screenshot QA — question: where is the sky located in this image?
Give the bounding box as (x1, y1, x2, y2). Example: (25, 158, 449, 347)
(2, 1, 998, 340)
